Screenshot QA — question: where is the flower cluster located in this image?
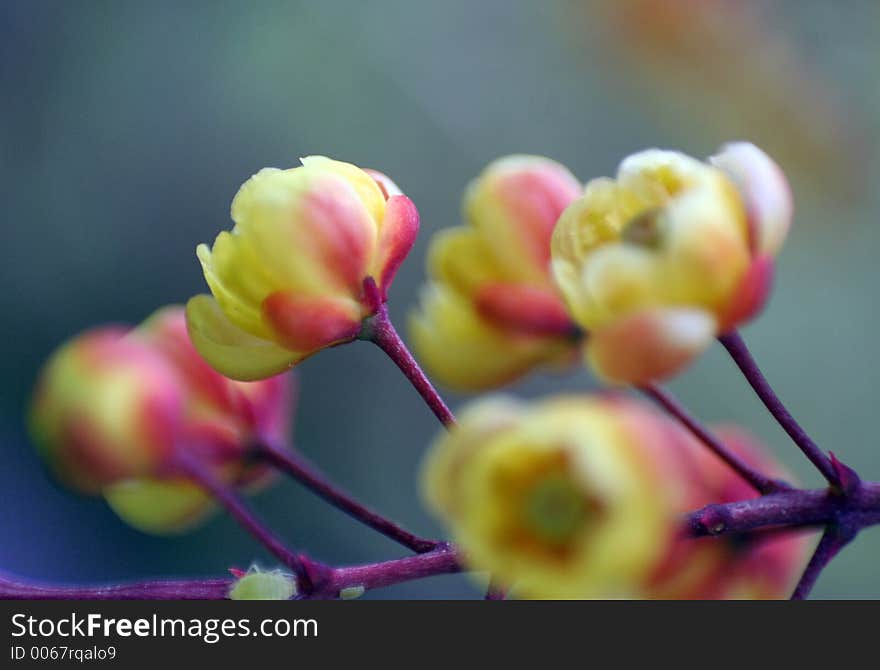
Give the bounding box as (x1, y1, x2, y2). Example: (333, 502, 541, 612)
(412, 143, 790, 388)
(29, 306, 291, 533)
(23, 143, 818, 600)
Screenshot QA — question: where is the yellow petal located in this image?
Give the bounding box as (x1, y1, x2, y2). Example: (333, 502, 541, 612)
(103, 477, 216, 535)
(186, 294, 299, 381)
(427, 227, 507, 297)
(409, 284, 567, 391)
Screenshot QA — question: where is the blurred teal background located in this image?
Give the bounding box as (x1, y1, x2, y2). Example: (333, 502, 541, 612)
(2, 1, 878, 598)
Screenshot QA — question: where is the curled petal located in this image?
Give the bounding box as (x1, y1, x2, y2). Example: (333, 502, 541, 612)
(373, 195, 420, 299)
(428, 227, 507, 297)
(364, 168, 403, 199)
(587, 308, 717, 384)
(718, 255, 775, 333)
(710, 142, 792, 256)
(475, 283, 575, 336)
(186, 295, 300, 381)
(410, 285, 571, 391)
(261, 291, 362, 353)
(466, 155, 582, 282)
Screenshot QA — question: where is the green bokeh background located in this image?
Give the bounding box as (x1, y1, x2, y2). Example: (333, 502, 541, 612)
(2, 1, 878, 598)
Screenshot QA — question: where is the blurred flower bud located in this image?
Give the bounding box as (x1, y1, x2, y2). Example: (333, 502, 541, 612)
(647, 426, 811, 599)
(29, 306, 293, 533)
(29, 327, 183, 494)
(410, 156, 582, 390)
(420, 394, 690, 598)
(229, 566, 297, 600)
(187, 156, 419, 381)
(551, 143, 791, 384)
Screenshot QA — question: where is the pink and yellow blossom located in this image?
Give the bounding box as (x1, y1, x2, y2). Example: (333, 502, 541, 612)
(411, 156, 583, 390)
(421, 394, 691, 598)
(551, 143, 791, 384)
(187, 156, 419, 381)
(29, 306, 292, 533)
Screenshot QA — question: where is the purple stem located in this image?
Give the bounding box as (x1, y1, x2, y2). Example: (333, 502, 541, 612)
(179, 453, 312, 590)
(359, 301, 456, 428)
(686, 482, 880, 538)
(639, 383, 788, 495)
(255, 441, 439, 554)
(0, 546, 463, 601)
(718, 331, 839, 487)
(304, 543, 462, 599)
(790, 524, 857, 600)
(5, 483, 880, 599)
(0, 574, 232, 600)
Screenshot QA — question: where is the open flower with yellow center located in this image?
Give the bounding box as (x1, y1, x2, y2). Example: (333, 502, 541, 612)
(410, 156, 583, 391)
(551, 142, 791, 384)
(421, 394, 691, 598)
(29, 306, 292, 534)
(186, 156, 419, 381)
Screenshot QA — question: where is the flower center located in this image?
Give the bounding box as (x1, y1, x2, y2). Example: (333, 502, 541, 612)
(522, 473, 589, 545)
(621, 207, 665, 249)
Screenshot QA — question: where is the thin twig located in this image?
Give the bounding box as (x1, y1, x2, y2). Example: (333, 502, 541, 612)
(718, 331, 839, 487)
(359, 279, 456, 427)
(790, 524, 858, 600)
(179, 452, 313, 590)
(255, 441, 439, 554)
(639, 383, 788, 494)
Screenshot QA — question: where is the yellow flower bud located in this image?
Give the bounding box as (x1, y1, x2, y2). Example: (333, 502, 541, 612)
(187, 157, 419, 381)
(551, 144, 791, 384)
(421, 394, 689, 598)
(411, 156, 583, 391)
(29, 306, 293, 533)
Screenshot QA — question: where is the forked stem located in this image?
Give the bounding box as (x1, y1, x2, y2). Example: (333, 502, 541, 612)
(359, 279, 456, 428)
(179, 452, 313, 590)
(790, 524, 857, 600)
(255, 441, 439, 554)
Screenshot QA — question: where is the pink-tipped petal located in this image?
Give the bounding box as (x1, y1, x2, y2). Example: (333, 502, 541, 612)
(718, 255, 775, 333)
(475, 283, 575, 336)
(710, 142, 792, 257)
(365, 169, 403, 199)
(375, 195, 420, 299)
(262, 291, 361, 353)
(587, 308, 717, 384)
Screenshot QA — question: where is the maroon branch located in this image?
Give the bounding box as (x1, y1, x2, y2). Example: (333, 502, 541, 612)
(178, 452, 314, 589)
(718, 331, 840, 487)
(5, 482, 880, 599)
(639, 383, 789, 495)
(359, 278, 456, 428)
(253, 440, 439, 554)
